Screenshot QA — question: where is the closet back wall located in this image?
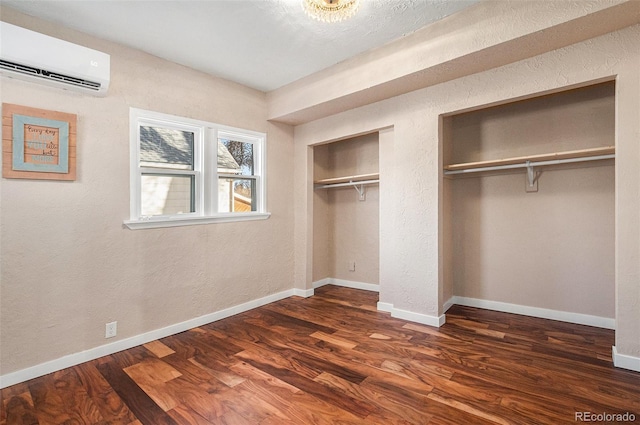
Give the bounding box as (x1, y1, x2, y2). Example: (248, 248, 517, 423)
(446, 83, 615, 319)
(313, 133, 379, 286)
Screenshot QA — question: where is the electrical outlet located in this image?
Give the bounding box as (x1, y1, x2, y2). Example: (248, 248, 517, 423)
(105, 321, 117, 338)
(348, 261, 356, 272)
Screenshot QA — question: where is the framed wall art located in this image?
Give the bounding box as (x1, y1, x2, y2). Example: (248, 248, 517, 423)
(2, 103, 77, 181)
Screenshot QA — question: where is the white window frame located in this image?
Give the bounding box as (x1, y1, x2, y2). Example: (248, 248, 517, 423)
(125, 108, 269, 230)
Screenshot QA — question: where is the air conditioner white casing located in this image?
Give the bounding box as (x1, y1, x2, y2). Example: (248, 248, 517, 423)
(0, 21, 110, 96)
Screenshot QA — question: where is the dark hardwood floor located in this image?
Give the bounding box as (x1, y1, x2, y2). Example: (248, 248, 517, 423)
(2, 285, 639, 424)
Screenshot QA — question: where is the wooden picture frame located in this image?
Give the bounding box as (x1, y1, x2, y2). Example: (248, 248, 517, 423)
(2, 103, 77, 181)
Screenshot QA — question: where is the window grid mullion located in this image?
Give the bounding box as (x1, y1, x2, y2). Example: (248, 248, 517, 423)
(217, 173, 257, 180)
(140, 167, 196, 176)
(209, 128, 218, 215)
(193, 127, 204, 216)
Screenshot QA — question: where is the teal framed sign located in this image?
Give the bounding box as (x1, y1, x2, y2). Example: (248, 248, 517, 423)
(13, 114, 69, 173)
(2, 103, 77, 181)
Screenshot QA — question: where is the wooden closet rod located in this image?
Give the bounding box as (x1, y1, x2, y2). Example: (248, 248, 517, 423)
(444, 154, 614, 175)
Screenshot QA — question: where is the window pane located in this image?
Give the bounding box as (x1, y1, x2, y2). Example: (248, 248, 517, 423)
(218, 178, 255, 212)
(140, 126, 194, 170)
(141, 174, 194, 216)
(218, 139, 253, 175)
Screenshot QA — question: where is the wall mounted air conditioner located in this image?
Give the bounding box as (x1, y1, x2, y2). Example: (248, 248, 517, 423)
(0, 21, 110, 96)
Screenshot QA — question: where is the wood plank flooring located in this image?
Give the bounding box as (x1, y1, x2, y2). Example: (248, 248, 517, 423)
(2, 285, 639, 424)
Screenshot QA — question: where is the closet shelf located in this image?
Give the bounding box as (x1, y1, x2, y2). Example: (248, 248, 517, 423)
(314, 173, 379, 201)
(444, 146, 615, 175)
(314, 173, 379, 186)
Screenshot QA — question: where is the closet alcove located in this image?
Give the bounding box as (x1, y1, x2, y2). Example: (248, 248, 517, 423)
(442, 81, 616, 324)
(312, 133, 380, 289)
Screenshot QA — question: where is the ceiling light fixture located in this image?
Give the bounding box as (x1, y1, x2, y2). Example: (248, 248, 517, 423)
(302, 0, 361, 23)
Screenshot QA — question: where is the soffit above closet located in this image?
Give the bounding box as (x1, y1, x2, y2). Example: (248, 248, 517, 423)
(267, 1, 640, 125)
(0, 0, 478, 92)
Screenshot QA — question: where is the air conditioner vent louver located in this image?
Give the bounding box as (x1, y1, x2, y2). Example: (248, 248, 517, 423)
(0, 59, 102, 91)
(0, 22, 110, 96)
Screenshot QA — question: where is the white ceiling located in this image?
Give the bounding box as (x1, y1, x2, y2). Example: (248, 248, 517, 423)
(1, 0, 479, 92)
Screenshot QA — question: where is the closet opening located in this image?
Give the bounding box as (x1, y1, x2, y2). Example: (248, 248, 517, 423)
(442, 80, 616, 329)
(312, 132, 380, 294)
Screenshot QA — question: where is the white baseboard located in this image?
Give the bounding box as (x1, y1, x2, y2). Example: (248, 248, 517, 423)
(313, 277, 380, 292)
(0, 288, 300, 389)
(312, 278, 332, 288)
(612, 346, 640, 372)
(292, 287, 315, 298)
(377, 301, 393, 312)
(442, 296, 455, 313)
(376, 301, 444, 327)
(450, 296, 615, 330)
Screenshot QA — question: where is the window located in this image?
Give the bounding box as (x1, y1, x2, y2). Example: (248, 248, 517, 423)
(139, 124, 197, 216)
(126, 108, 269, 229)
(217, 135, 257, 213)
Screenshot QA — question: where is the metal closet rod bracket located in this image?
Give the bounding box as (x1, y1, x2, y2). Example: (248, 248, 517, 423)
(314, 178, 379, 201)
(526, 161, 535, 187)
(352, 182, 366, 201)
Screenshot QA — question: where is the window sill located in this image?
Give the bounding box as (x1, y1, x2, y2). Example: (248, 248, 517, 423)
(123, 212, 271, 230)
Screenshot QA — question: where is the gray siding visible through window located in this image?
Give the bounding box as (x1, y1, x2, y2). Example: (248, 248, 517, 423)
(140, 126, 194, 169)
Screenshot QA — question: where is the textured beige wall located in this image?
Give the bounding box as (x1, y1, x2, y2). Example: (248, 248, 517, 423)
(614, 58, 640, 361)
(312, 134, 379, 284)
(0, 9, 294, 375)
(293, 24, 640, 356)
(447, 83, 615, 318)
(313, 145, 331, 281)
